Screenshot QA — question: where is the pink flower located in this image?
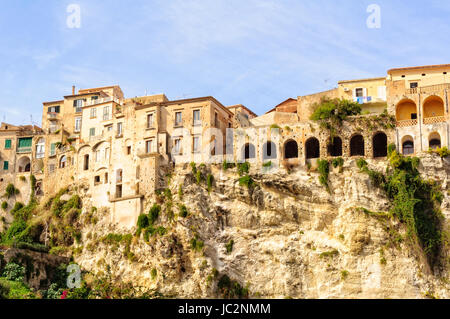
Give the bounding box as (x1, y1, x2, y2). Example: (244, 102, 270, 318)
(61, 290, 68, 299)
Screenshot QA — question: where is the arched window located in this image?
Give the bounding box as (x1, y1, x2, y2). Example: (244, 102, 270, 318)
(284, 140, 298, 159)
(17, 156, 31, 173)
(305, 137, 320, 159)
(373, 132, 388, 158)
(263, 141, 277, 160)
(423, 96, 445, 123)
(59, 155, 67, 168)
(395, 99, 417, 122)
(350, 135, 365, 156)
(327, 137, 342, 157)
(429, 132, 441, 149)
(243, 143, 255, 160)
(401, 136, 414, 155)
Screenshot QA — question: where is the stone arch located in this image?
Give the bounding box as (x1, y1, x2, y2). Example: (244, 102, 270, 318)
(262, 141, 277, 160)
(373, 132, 388, 158)
(401, 135, 414, 155)
(423, 95, 445, 121)
(350, 134, 365, 156)
(284, 139, 298, 159)
(59, 155, 67, 168)
(305, 137, 320, 159)
(242, 143, 255, 160)
(429, 132, 441, 149)
(327, 136, 342, 157)
(17, 156, 31, 172)
(396, 99, 417, 121)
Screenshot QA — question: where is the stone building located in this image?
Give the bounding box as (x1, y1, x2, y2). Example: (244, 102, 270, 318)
(1, 63, 448, 229)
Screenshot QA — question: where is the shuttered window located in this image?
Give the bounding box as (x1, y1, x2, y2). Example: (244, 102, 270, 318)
(3, 161, 8, 170)
(5, 139, 11, 149)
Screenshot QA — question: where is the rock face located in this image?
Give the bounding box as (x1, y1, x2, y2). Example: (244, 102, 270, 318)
(73, 155, 449, 299)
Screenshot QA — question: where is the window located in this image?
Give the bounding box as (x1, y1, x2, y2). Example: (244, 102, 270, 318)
(127, 146, 131, 155)
(91, 96, 99, 101)
(116, 169, 123, 183)
(90, 108, 97, 118)
(117, 123, 123, 136)
(50, 143, 56, 156)
(3, 161, 8, 170)
(193, 136, 200, 153)
(174, 138, 181, 154)
(89, 128, 95, 137)
(175, 112, 182, 126)
(145, 140, 153, 153)
(75, 117, 82, 132)
(193, 110, 200, 125)
(147, 113, 154, 128)
(411, 113, 417, 120)
(355, 88, 363, 97)
(105, 173, 108, 183)
(84, 155, 89, 170)
(95, 150, 101, 162)
(106, 125, 113, 132)
(59, 156, 67, 168)
(116, 185, 122, 199)
(74, 99, 83, 113)
(410, 82, 418, 89)
(36, 138, 45, 158)
(5, 139, 11, 149)
(103, 106, 111, 121)
(94, 176, 101, 184)
(49, 164, 55, 173)
(105, 147, 110, 160)
(47, 105, 60, 113)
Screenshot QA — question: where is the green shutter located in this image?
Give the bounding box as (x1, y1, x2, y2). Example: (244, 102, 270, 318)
(18, 138, 32, 148)
(50, 143, 56, 155)
(5, 139, 11, 149)
(3, 161, 8, 170)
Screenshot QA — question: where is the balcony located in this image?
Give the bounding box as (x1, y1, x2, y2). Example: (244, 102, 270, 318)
(47, 112, 59, 120)
(423, 116, 446, 125)
(17, 147, 32, 154)
(396, 119, 418, 127)
(84, 97, 123, 107)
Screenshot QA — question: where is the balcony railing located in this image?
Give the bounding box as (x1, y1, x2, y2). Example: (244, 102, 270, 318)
(47, 112, 59, 119)
(406, 83, 450, 95)
(396, 119, 418, 127)
(84, 97, 122, 107)
(17, 147, 32, 154)
(423, 116, 446, 125)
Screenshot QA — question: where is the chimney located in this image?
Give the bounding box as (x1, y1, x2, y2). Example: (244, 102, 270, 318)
(72, 85, 76, 95)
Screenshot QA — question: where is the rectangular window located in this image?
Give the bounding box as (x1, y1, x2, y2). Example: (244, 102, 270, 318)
(47, 105, 60, 113)
(106, 125, 113, 132)
(95, 150, 101, 162)
(5, 139, 11, 149)
(127, 146, 131, 155)
(103, 106, 111, 121)
(75, 117, 82, 132)
(89, 128, 95, 137)
(174, 138, 181, 154)
(49, 164, 55, 173)
(84, 155, 89, 170)
(105, 147, 110, 160)
(90, 108, 97, 118)
(17, 137, 32, 153)
(193, 136, 200, 153)
(175, 112, 182, 126)
(411, 113, 418, 120)
(355, 88, 364, 97)
(145, 139, 153, 153)
(147, 113, 154, 128)
(193, 110, 200, 125)
(117, 123, 123, 136)
(74, 99, 83, 113)
(105, 173, 108, 183)
(410, 82, 418, 89)
(94, 176, 101, 184)
(214, 112, 219, 127)
(50, 143, 56, 156)
(3, 161, 8, 170)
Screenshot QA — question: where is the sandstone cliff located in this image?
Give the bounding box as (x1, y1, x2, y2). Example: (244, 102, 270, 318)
(70, 154, 449, 299)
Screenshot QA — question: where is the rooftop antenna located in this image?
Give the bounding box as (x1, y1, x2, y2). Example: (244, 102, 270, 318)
(175, 93, 191, 100)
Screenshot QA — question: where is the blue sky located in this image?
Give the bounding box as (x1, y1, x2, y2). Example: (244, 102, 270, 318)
(1, 0, 450, 124)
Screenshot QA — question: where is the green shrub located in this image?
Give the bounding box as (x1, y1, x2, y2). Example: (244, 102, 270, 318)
(222, 160, 235, 171)
(190, 236, 204, 252)
(0, 281, 10, 299)
(270, 124, 281, 130)
(19, 176, 26, 182)
(195, 170, 202, 184)
(262, 161, 272, 168)
(1, 201, 7, 211)
(2, 262, 25, 282)
(151, 268, 157, 280)
(207, 174, 214, 192)
(179, 204, 189, 218)
(356, 158, 368, 170)
(318, 159, 330, 190)
(137, 214, 149, 230)
(148, 204, 161, 225)
(225, 239, 234, 254)
(237, 162, 250, 176)
(387, 143, 396, 156)
(319, 249, 339, 259)
(340, 270, 349, 280)
(190, 162, 197, 174)
(331, 157, 344, 169)
(238, 175, 253, 189)
(5, 184, 19, 199)
(217, 275, 249, 299)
